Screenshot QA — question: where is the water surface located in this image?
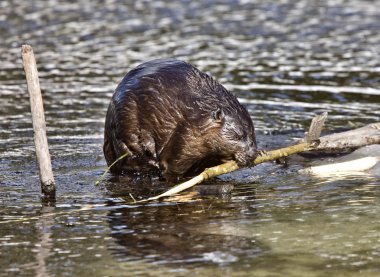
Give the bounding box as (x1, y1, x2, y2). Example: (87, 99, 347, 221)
(1, 0, 380, 276)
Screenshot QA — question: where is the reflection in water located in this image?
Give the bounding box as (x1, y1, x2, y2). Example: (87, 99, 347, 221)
(103, 177, 260, 265)
(35, 206, 54, 277)
(107, 200, 264, 265)
(1, 0, 380, 276)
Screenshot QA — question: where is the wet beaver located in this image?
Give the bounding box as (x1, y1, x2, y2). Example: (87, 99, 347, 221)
(103, 58, 257, 181)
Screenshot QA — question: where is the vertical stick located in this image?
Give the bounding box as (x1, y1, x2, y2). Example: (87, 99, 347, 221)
(21, 45, 56, 200)
(305, 112, 328, 142)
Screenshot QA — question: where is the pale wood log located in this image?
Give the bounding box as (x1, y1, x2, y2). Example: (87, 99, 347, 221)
(305, 156, 380, 175)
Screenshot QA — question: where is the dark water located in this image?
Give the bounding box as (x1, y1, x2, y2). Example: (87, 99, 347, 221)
(1, 0, 380, 276)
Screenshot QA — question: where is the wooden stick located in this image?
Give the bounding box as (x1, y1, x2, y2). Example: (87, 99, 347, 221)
(135, 141, 319, 203)
(22, 45, 56, 200)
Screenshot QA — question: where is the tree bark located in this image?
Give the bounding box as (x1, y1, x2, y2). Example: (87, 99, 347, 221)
(307, 123, 380, 155)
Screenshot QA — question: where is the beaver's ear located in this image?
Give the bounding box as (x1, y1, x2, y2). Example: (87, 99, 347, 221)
(212, 108, 224, 123)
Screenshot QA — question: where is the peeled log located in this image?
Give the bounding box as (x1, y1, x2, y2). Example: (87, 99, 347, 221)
(305, 156, 380, 175)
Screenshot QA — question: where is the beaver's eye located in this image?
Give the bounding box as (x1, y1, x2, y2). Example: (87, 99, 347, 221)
(212, 108, 224, 122)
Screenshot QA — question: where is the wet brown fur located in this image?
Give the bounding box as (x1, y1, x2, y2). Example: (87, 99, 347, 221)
(103, 59, 257, 181)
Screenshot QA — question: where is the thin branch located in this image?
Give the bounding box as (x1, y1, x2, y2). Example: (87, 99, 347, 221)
(135, 141, 319, 203)
(95, 152, 130, 185)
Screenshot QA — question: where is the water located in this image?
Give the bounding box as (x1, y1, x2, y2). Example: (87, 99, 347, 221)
(1, 0, 380, 276)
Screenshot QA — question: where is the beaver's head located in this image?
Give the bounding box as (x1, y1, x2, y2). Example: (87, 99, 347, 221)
(203, 108, 257, 167)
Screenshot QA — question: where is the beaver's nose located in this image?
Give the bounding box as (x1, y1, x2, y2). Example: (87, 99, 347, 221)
(235, 148, 257, 167)
(243, 144, 258, 165)
(246, 148, 258, 163)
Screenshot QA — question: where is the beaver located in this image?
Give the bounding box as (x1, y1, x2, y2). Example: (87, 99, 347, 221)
(103, 58, 257, 181)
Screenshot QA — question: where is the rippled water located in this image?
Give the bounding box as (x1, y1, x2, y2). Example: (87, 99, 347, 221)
(1, 0, 380, 276)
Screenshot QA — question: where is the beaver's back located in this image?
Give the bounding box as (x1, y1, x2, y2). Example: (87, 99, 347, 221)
(103, 59, 257, 180)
